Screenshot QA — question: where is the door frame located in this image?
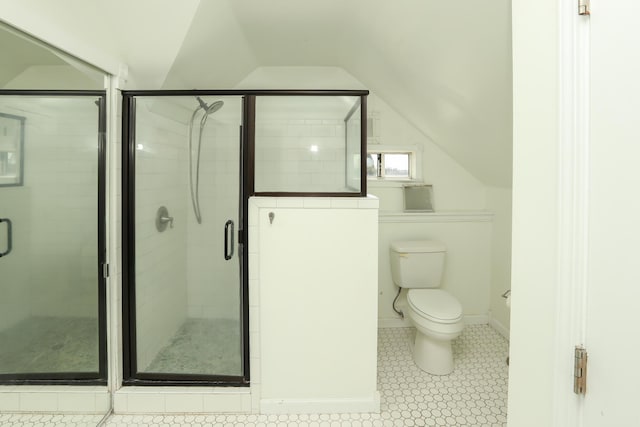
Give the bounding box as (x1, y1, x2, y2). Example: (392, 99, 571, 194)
(508, 1, 591, 425)
(0, 89, 108, 385)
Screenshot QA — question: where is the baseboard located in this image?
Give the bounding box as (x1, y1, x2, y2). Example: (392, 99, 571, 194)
(113, 387, 251, 414)
(488, 315, 510, 341)
(0, 386, 109, 413)
(464, 314, 489, 325)
(260, 392, 380, 414)
(379, 314, 489, 328)
(378, 317, 412, 328)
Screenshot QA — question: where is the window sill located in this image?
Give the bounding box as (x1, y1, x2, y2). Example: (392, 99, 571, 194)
(378, 210, 494, 223)
(367, 179, 421, 188)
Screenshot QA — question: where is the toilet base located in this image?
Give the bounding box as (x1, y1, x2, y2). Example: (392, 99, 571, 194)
(413, 331, 454, 375)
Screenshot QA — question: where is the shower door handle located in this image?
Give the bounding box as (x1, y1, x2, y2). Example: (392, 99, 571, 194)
(0, 218, 12, 258)
(224, 220, 234, 260)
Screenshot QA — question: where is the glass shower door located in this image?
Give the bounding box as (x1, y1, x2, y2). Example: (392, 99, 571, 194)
(123, 94, 246, 384)
(0, 93, 106, 383)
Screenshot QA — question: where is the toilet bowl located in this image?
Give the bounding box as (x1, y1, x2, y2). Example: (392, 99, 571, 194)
(407, 289, 463, 374)
(389, 240, 464, 375)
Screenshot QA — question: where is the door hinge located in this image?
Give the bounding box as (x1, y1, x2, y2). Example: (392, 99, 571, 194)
(574, 345, 588, 395)
(579, 0, 591, 16)
(102, 263, 110, 279)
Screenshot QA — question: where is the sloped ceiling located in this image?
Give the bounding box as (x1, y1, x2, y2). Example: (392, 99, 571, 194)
(0, 27, 66, 87)
(2, 0, 512, 187)
(2, 0, 200, 87)
(164, 0, 513, 187)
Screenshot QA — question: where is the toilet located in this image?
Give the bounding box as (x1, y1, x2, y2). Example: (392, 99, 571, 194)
(390, 240, 464, 375)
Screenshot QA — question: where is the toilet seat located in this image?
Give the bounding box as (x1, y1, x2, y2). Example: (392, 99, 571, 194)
(407, 289, 462, 324)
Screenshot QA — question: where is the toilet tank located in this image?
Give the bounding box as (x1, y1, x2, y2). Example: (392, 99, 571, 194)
(390, 240, 446, 288)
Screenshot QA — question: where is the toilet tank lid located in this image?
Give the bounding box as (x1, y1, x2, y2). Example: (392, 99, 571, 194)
(391, 240, 446, 253)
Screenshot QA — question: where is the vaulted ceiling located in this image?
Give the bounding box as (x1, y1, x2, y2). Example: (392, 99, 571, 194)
(2, 0, 512, 187)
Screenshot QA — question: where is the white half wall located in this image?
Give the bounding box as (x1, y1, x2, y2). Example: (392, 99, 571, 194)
(252, 197, 380, 414)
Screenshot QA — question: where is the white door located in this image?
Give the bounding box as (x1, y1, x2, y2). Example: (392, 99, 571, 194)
(509, 1, 640, 425)
(583, 1, 640, 425)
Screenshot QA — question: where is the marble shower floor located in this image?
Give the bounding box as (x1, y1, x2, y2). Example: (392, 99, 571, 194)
(0, 316, 98, 374)
(143, 318, 242, 376)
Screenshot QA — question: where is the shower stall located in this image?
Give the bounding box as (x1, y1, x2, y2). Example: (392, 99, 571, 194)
(0, 91, 107, 384)
(122, 90, 367, 386)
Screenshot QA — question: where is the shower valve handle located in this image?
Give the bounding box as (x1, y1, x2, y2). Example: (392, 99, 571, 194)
(155, 206, 174, 232)
(160, 216, 174, 228)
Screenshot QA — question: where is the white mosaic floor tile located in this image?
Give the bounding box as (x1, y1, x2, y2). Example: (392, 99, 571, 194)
(0, 325, 509, 426)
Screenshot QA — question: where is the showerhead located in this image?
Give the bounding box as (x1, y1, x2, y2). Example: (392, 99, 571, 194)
(205, 100, 224, 114)
(196, 97, 224, 115)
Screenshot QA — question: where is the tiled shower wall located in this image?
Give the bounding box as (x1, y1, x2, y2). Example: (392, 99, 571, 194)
(0, 98, 99, 324)
(185, 101, 242, 320)
(27, 101, 99, 318)
(254, 118, 347, 193)
(133, 103, 188, 370)
(0, 186, 30, 330)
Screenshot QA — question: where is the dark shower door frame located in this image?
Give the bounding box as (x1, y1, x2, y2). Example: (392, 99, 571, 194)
(0, 90, 108, 385)
(121, 90, 251, 386)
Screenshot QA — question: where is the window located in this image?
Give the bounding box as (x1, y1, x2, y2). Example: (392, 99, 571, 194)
(367, 152, 411, 179)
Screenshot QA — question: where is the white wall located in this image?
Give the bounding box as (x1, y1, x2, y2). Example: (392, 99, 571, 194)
(367, 94, 496, 326)
(487, 187, 512, 337)
(252, 197, 379, 413)
(367, 94, 487, 212)
(378, 214, 493, 327)
(508, 0, 559, 424)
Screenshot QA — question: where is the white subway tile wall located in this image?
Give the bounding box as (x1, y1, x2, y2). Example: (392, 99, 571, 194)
(185, 107, 242, 321)
(134, 104, 189, 371)
(255, 118, 348, 193)
(0, 97, 102, 375)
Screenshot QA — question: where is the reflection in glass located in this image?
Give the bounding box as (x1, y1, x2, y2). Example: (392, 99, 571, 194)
(0, 113, 25, 187)
(0, 96, 102, 376)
